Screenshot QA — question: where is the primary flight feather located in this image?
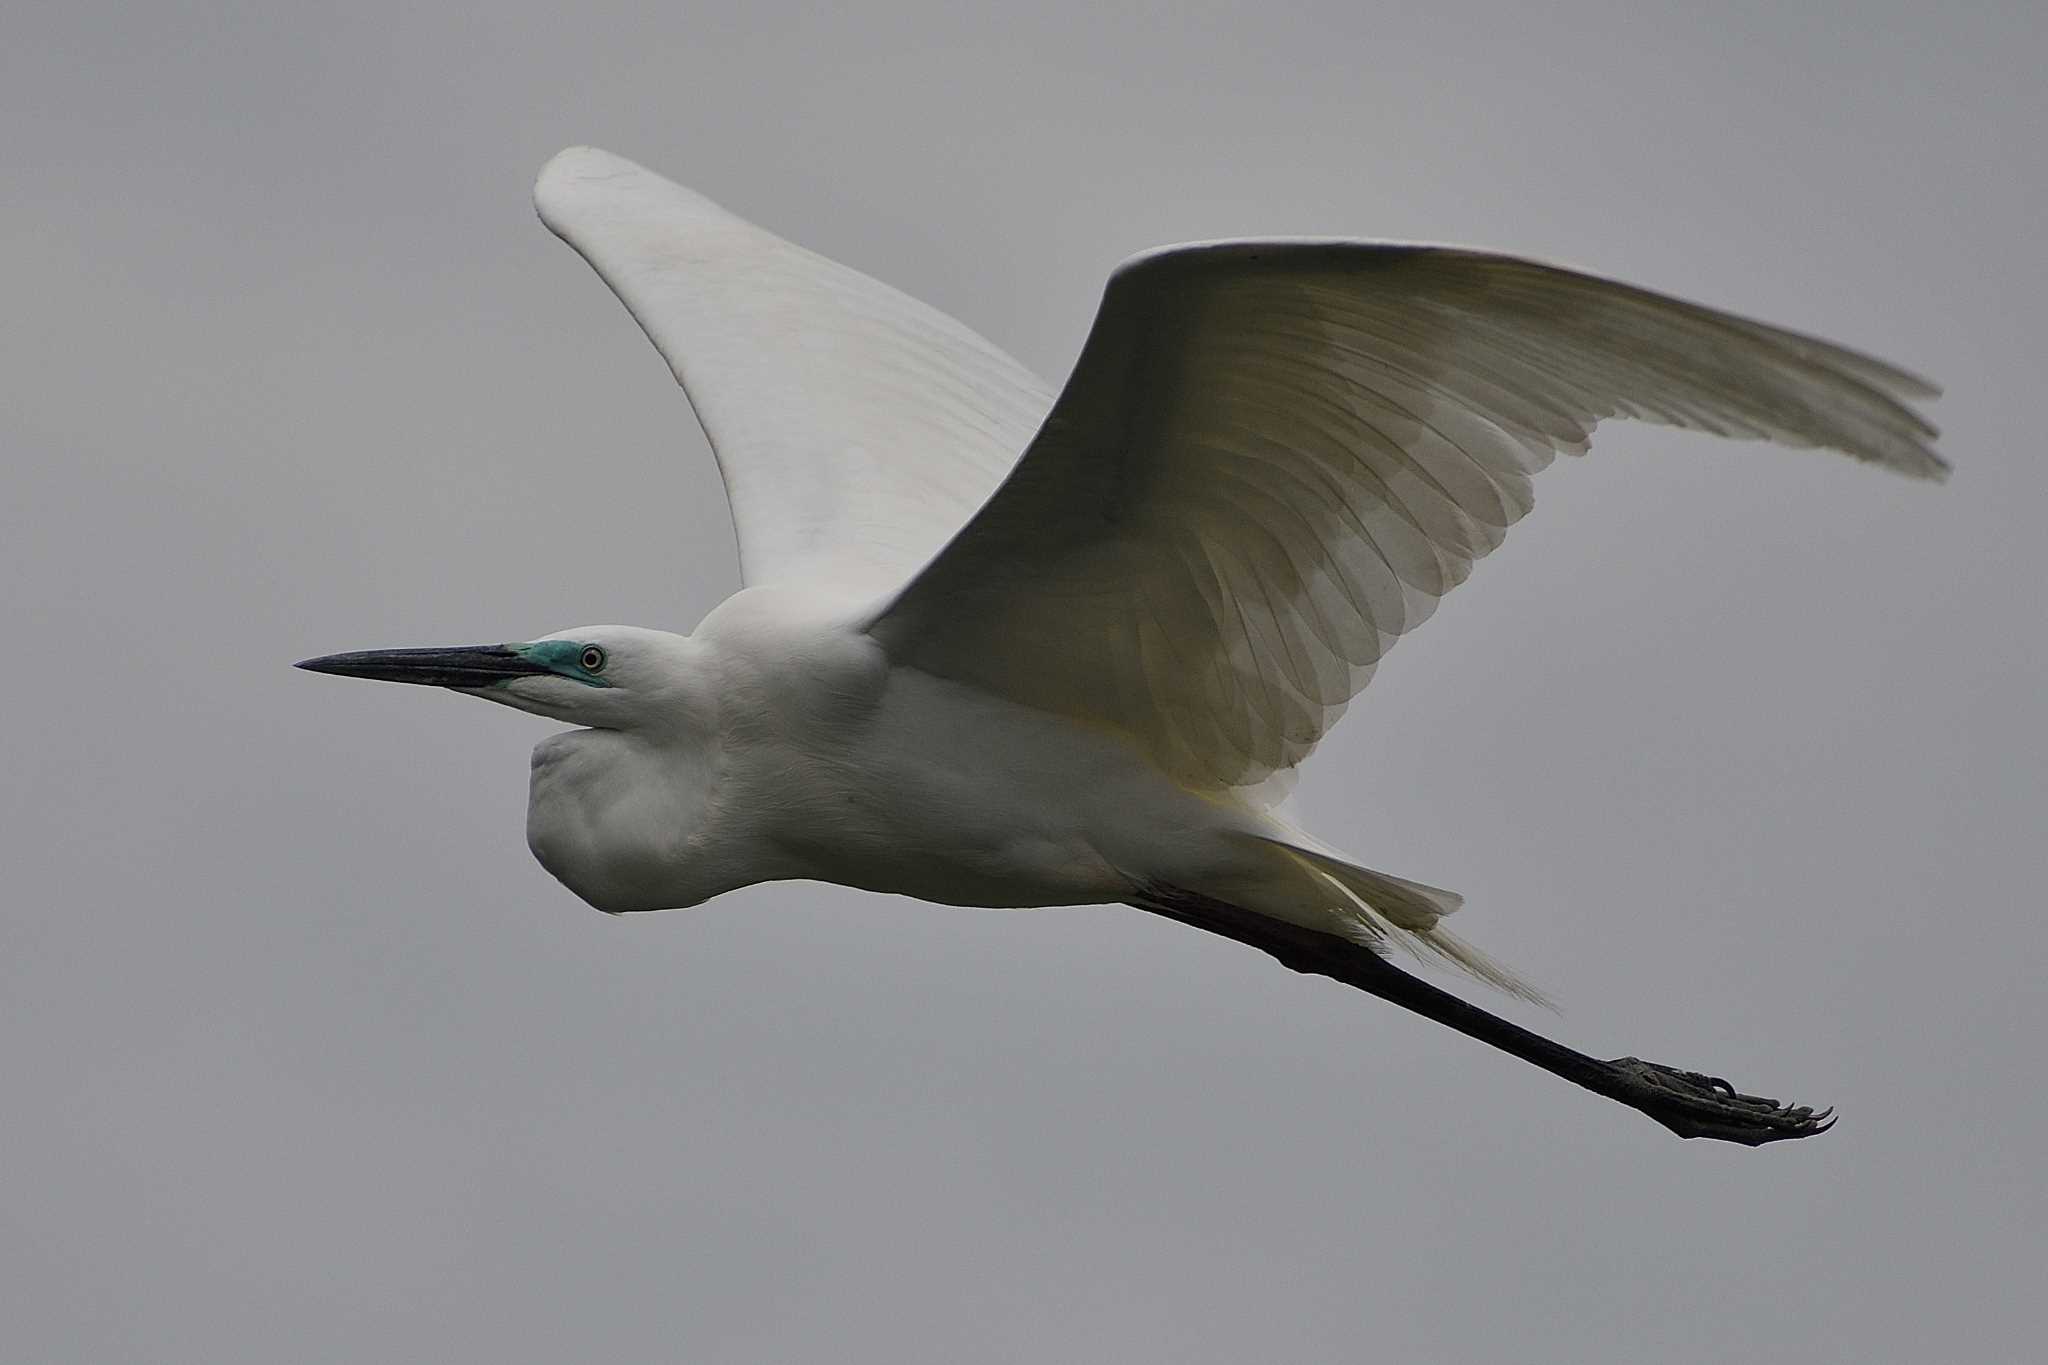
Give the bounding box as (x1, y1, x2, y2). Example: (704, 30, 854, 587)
(302, 146, 1944, 1145)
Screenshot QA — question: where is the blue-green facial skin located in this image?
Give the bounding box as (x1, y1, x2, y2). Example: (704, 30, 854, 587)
(509, 640, 615, 688)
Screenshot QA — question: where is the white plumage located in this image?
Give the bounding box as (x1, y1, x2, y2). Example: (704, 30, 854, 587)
(533, 148, 1051, 596)
(302, 146, 1942, 1144)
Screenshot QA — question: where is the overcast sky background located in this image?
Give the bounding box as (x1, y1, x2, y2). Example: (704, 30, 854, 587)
(6, 2, 2043, 1360)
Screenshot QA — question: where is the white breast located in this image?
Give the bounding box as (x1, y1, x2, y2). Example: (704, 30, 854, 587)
(525, 728, 751, 913)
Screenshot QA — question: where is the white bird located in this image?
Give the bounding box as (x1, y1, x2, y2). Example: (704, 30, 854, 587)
(301, 147, 1944, 1145)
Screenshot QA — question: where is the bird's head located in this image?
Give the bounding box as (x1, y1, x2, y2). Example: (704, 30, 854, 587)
(296, 624, 705, 730)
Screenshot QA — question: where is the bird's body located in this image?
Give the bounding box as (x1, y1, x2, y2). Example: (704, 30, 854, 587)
(302, 146, 1946, 1144)
(518, 589, 1281, 920)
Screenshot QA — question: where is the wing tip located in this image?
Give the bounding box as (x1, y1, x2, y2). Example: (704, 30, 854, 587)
(534, 145, 650, 225)
(1891, 369, 1944, 402)
(538, 144, 638, 183)
(533, 146, 748, 251)
(1903, 444, 1953, 483)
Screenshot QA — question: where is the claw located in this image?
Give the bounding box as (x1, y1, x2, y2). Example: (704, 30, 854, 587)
(1606, 1056, 1836, 1145)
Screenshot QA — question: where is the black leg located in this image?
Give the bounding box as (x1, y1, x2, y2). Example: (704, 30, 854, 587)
(1129, 883, 1833, 1146)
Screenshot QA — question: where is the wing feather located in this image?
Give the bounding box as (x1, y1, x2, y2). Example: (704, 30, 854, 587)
(534, 147, 1054, 596)
(869, 240, 1944, 791)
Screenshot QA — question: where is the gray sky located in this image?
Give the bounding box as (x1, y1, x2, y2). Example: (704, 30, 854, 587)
(5, 2, 2043, 1360)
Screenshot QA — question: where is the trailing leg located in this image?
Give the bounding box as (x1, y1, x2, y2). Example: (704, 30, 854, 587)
(1129, 882, 1833, 1147)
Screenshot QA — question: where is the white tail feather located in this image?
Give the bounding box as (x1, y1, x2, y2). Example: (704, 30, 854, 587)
(1239, 834, 1552, 1007)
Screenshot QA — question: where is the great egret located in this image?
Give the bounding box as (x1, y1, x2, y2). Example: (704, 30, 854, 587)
(301, 147, 1944, 1145)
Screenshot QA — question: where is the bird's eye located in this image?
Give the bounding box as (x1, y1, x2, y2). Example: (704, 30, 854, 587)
(579, 645, 607, 673)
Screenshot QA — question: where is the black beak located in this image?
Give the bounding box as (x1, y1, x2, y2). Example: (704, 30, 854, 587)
(294, 644, 553, 688)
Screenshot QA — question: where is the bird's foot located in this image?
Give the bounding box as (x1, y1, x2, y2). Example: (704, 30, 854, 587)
(1604, 1056, 1835, 1146)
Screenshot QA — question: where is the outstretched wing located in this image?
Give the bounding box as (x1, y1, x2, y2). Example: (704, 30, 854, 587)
(535, 147, 1054, 596)
(868, 241, 1944, 792)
